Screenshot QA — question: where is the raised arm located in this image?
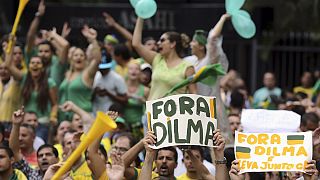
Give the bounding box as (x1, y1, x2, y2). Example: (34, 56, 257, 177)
(138, 131, 157, 180)
(46, 28, 70, 64)
(132, 18, 157, 64)
(49, 85, 58, 125)
(4, 41, 24, 81)
(25, 0, 45, 53)
(9, 107, 24, 162)
(185, 149, 214, 180)
(207, 14, 230, 66)
(103, 12, 133, 45)
(81, 25, 101, 88)
(60, 101, 93, 133)
(212, 129, 229, 180)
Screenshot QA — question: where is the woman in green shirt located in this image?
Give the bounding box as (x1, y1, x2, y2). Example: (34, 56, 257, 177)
(58, 26, 101, 121)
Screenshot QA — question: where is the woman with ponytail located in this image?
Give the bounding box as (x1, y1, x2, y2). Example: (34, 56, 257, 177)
(132, 17, 197, 100)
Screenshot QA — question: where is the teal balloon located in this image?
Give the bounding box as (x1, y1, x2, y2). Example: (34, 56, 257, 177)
(231, 10, 256, 39)
(135, 0, 157, 19)
(130, 0, 140, 8)
(226, 0, 245, 15)
(237, 9, 251, 19)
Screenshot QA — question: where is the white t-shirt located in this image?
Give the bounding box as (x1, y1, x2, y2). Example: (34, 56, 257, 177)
(33, 136, 45, 151)
(93, 70, 127, 112)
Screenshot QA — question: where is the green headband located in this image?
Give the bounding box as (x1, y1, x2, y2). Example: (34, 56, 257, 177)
(104, 35, 119, 45)
(193, 30, 208, 46)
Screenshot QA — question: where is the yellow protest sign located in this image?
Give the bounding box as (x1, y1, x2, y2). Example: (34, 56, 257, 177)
(235, 131, 312, 173)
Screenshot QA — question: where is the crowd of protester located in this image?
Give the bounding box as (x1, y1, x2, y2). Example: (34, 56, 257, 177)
(0, 0, 319, 179)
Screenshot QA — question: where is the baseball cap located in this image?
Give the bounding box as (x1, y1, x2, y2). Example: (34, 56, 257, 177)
(99, 50, 113, 69)
(140, 63, 152, 71)
(104, 34, 119, 45)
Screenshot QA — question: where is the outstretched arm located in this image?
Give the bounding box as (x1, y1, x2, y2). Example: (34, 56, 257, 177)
(9, 107, 24, 162)
(138, 131, 157, 180)
(25, 0, 45, 53)
(82, 25, 101, 88)
(213, 129, 229, 180)
(46, 28, 70, 64)
(4, 39, 24, 81)
(132, 18, 157, 65)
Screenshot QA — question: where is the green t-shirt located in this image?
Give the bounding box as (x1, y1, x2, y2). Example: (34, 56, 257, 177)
(124, 85, 145, 127)
(58, 73, 92, 121)
(21, 75, 56, 124)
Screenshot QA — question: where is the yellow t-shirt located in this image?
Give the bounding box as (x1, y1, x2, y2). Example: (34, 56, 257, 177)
(293, 86, 314, 99)
(101, 137, 111, 152)
(13, 169, 28, 180)
(134, 168, 173, 180)
(0, 79, 22, 122)
(98, 170, 109, 180)
(54, 144, 63, 161)
(70, 161, 92, 180)
(115, 65, 128, 79)
(177, 173, 198, 180)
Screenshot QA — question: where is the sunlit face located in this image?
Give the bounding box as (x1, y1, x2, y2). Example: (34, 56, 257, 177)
(144, 39, 157, 51)
(37, 147, 58, 172)
(190, 40, 203, 55)
(28, 57, 43, 77)
(38, 44, 52, 64)
(183, 149, 203, 172)
(13, 46, 23, 66)
(71, 48, 86, 71)
(0, 63, 10, 81)
(157, 34, 172, 56)
(228, 115, 241, 136)
(155, 150, 177, 177)
(128, 63, 141, 81)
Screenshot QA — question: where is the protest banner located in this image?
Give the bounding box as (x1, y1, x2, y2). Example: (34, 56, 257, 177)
(146, 94, 217, 149)
(235, 131, 313, 173)
(241, 109, 300, 133)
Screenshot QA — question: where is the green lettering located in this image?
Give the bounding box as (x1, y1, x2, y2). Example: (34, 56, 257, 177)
(152, 101, 163, 119)
(186, 119, 203, 144)
(196, 97, 210, 117)
(167, 120, 172, 143)
(204, 121, 215, 145)
(179, 96, 194, 115)
(153, 122, 167, 146)
(174, 119, 188, 143)
(164, 99, 177, 117)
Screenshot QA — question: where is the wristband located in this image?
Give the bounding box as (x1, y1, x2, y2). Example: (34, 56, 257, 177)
(215, 157, 227, 164)
(35, 12, 41, 17)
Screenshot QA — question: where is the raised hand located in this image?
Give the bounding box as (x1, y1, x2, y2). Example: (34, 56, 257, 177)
(304, 160, 319, 180)
(143, 131, 157, 154)
(60, 101, 75, 112)
(213, 129, 226, 158)
(106, 111, 118, 120)
(102, 12, 116, 27)
(37, 0, 46, 17)
(81, 25, 97, 43)
(12, 106, 24, 125)
(106, 154, 125, 180)
(313, 127, 320, 146)
(61, 22, 71, 38)
(229, 160, 245, 180)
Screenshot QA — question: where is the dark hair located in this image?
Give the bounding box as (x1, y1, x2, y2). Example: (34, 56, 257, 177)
(301, 112, 319, 127)
(292, 105, 306, 116)
(0, 145, 14, 158)
(37, 144, 59, 158)
(182, 146, 204, 160)
(227, 113, 240, 118)
(20, 124, 36, 135)
(25, 111, 38, 116)
(109, 103, 124, 115)
(230, 90, 245, 109)
(143, 37, 156, 44)
(114, 44, 131, 60)
(114, 132, 136, 148)
(38, 41, 55, 52)
(165, 32, 189, 58)
(0, 123, 4, 135)
(157, 146, 178, 163)
(22, 56, 50, 113)
(295, 92, 308, 100)
(84, 144, 108, 161)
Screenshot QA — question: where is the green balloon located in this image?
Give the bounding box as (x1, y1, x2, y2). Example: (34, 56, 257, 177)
(231, 10, 256, 39)
(135, 0, 157, 19)
(226, 0, 245, 15)
(130, 0, 140, 8)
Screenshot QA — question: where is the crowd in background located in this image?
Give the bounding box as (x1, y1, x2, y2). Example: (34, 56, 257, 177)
(0, 0, 319, 179)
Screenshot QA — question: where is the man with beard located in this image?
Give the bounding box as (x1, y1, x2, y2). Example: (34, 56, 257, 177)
(0, 146, 27, 180)
(9, 107, 59, 179)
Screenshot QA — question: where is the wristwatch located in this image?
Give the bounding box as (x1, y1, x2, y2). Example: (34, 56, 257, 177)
(215, 157, 227, 164)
